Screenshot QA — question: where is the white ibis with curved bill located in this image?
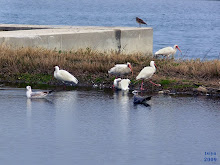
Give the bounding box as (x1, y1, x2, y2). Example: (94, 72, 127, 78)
(108, 62, 133, 77)
(136, 61, 161, 90)
(155, 45, 182, 58)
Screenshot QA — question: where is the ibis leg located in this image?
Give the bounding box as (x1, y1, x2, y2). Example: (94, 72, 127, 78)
(140, 80, 144, 90)
(149, 80, 161, 86)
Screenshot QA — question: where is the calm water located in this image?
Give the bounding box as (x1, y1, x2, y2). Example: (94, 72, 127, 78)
(0, 87, 219, 165)
(0, 0, 219, 59)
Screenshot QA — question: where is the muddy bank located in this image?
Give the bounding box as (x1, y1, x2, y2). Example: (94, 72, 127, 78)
(0, 74, 219, 98)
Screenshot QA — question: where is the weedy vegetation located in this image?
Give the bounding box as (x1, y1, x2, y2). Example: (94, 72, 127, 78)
(0, 45, 219, 89)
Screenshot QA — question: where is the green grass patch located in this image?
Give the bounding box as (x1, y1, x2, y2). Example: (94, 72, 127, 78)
(17, 73, 52, 84)
(182, 79, 189, 82)
(159, 79, 176, 85)
(173, 84, 197, 89)
(95, 77, 104, 83)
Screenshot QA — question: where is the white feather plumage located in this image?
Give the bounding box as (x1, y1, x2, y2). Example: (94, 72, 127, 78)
(114, 78, 130, 91)
(155, 45, 181, 57)
(26, 86, 52, 98)
(108, 62, 132, 77)
(136, 61, 156, 80)
(54, 66, 78, 84)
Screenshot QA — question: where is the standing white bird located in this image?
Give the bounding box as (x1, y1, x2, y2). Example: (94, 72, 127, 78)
(26, 86, 52, 99)
(136, 61, 161, 90)
(113, 78, 131, 91)
(54, 66, 78, 85)
(155, 45, 182, 58)
(108, 62, 133, 77)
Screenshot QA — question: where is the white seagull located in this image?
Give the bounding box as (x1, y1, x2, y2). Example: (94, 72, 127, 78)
(54, 66, 78, 85)
(108, 62, 133, 77)
(155, 45, 182, 58)
(113, 78, 131, 91)
(136, 61, 161, 90)
(26, 86, 52, 99)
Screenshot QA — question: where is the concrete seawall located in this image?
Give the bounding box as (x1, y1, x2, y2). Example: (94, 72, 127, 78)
(0, 24, 153, 55)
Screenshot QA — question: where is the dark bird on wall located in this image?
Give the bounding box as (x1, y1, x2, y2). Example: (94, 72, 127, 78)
(136, 17, 147, 27)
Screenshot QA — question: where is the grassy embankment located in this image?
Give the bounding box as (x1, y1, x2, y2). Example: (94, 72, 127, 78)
(0, 45, 219, 94)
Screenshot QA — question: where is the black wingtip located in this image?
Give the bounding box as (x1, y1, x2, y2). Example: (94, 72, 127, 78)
(44, 90, 54, 94)
(141, 96, 152, 103)
(48, 90, 54, 94)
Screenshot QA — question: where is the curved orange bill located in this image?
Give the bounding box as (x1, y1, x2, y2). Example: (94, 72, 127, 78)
(129, 66, 133, 76)
(177, 47, 182, 55)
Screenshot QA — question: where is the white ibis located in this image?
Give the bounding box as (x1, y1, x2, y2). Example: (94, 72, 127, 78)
(113, 78, 131, 91)
(108, 62, 133, 77)
(26, 86, 53, 99)
(54, 66, 78, 85)
(136, 61, 161, 90)
(155, 45, 182, 58)
(136, 17, 147, 27)
(113, 78, 122, 88)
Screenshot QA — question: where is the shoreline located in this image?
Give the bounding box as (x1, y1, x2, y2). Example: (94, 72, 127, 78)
(1, 75, 219, 98)
(0, 46, 219, 97)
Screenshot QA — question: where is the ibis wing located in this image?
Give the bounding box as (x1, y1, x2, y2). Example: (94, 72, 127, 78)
(114, 64, 127, 67)
(59, 70, 78, 84)
(155, 47, 173, 55)
(120, 79, 130, 90)
(136, 67, 155, 80)
(108, 65, 130, 75)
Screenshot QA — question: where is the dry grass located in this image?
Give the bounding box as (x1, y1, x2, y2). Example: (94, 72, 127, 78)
(156, 59, 220, 80)
(0, 45, 219, 87)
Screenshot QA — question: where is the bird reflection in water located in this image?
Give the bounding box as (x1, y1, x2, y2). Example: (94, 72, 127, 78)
(27, 97, 54, 104)
(113, 90, 130, 109)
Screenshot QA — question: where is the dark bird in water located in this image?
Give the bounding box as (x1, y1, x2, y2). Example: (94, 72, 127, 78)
(133, 94, 151, 107)
(136, 17, 147, 27)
